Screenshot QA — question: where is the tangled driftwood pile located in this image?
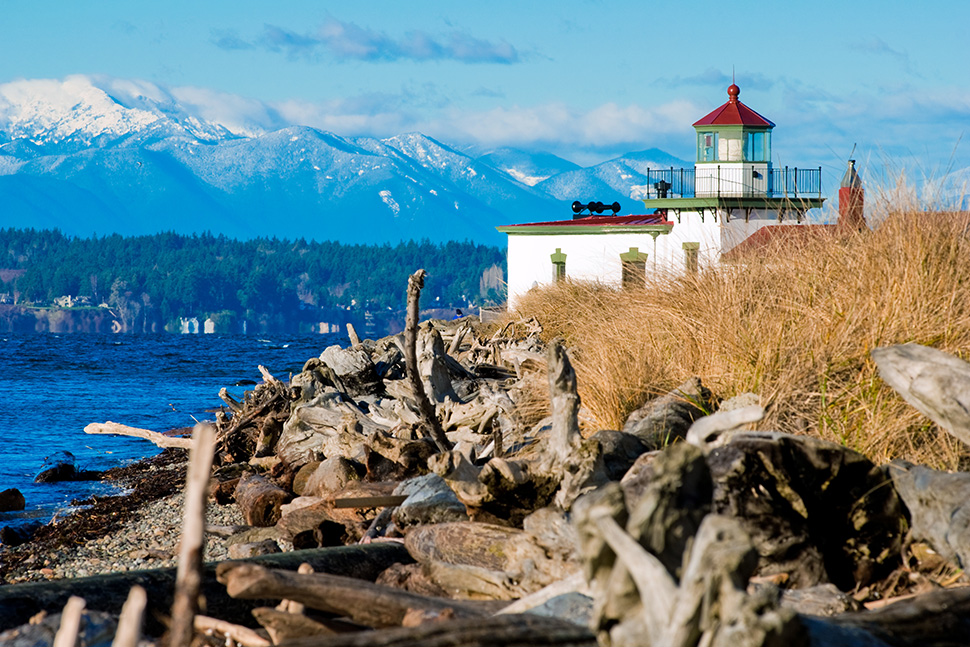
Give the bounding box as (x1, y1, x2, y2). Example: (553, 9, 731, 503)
(4, 270, 970, 646)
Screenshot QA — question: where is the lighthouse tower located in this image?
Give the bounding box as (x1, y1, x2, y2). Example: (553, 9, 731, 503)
(692, 83, 775, 197)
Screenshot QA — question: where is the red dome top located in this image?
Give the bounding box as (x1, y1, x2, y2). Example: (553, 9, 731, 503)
(693, 83, 774, 128)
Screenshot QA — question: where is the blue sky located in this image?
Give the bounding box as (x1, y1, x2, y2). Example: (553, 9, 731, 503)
(2, 0, 969, 192)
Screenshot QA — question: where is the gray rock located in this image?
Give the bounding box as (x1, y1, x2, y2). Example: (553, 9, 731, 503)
(226, 525, 283, 546)
(228, 539, 282, 559)
(0, 488, 25, 512)
(525, 592, 594, 626)
(392, 473, 468, 529)
(588, 430, 650, 481)
(622, 377, 714, 448)
(303, 456, 363, 499)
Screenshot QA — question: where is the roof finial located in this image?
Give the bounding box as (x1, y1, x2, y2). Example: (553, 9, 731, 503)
(727, 68, 740, 102)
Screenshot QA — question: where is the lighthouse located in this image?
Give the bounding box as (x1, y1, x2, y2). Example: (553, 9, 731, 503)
(638, 82, 826, 268)
(497, 81, 831, 306)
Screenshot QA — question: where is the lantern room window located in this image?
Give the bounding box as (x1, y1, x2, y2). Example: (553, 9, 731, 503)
(744, 131, 770, 162)
(698, 131, 718, 162)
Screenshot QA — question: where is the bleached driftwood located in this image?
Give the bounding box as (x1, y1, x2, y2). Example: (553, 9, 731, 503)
(53, 596, 86, 647)
(872, 343, 970, 446)
(251, 607, 335, 644)
(111, 586, 146, 647)
(216, 562, 489, 628)
(404, 269, 451, 452)
(686, 405, 765, 449)
(169, 423, 217, 647)
(194, 615, 271, 647)
(84, 422, 193, 449)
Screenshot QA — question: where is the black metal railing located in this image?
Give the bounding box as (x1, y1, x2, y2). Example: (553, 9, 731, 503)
(640, 166, 822, 200)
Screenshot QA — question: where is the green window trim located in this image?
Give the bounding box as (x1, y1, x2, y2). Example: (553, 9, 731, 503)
(619, 247, 648, 263)
(621, 246, 648, 289)
(683, 242, 700, 273)
(551, 248, 566, 282)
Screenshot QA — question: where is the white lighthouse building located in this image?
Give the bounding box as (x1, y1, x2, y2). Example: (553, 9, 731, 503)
(499, 83, 828, 307)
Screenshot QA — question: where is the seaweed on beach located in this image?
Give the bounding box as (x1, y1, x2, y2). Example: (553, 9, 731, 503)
(0, 449, 188, 582)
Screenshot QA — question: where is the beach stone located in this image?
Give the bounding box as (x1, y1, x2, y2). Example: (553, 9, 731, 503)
(1, 522, 43, 547)
(706, 431, 905, 590)
(34, 451, 79, 483)
(526, 592, 594, 627)
(718, 392, 761, 412)
(0, 488, 25, 512)
(303, 456, 363, 498)
(228, 539, 282, 559)
(225, 526, 283, 547)
(392, 473, 468, 529)
(622, 377, 714, 448)
(588, 430, 650, 481)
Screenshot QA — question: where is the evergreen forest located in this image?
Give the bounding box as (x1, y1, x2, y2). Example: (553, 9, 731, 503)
(0, 228, 506, 333)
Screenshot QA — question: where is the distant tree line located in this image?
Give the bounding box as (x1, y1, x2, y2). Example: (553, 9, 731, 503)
(0, 228, 506, 332)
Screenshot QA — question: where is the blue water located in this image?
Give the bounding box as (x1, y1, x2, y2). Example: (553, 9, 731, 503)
(0, 333, 344, 532)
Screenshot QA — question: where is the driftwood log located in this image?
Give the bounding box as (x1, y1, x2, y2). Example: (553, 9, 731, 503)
(272, 614, 597, 647)
(0, 544, 410, 633)
(84, 422, 194, 449)
(234, 472, 291, 527)
(872, 343, 970, 446)
(216, 562, 492, 627)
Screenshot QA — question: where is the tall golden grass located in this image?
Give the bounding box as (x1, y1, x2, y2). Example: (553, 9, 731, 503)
(512, 205, 970, 469)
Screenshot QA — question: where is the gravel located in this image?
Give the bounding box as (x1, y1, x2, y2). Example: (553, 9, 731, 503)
(1, 453, 248, 585)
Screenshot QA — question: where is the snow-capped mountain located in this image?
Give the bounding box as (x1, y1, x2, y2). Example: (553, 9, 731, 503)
(0, 76, 689, 244)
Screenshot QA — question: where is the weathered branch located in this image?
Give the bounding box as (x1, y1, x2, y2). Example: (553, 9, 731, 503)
(404, 269, 451, 452)
(168, 423, 216, 647)
(112, 586, 147, 647)
(84, 422, 193, 449)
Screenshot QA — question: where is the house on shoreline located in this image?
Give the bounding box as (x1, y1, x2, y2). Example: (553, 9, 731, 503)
(499, 83, 863, 307)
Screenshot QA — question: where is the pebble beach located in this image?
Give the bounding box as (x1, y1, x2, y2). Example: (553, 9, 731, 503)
(0, 451, 243, 585)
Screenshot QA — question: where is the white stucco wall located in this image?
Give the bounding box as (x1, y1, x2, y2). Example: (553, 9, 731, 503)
(504, 207, 809, 308)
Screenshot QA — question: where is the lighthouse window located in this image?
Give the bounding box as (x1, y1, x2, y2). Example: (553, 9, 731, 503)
(745, 131, 768, 162)
(698, 132, 717, 162)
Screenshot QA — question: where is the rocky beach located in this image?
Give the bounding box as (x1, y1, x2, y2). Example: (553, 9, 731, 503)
(3, 272, 970, 647)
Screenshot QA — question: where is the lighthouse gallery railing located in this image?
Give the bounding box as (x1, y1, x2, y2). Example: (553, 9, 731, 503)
(640, 166, 822, 200)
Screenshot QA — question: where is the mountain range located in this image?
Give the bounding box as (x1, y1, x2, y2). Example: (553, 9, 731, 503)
(0, 76, 691, 245)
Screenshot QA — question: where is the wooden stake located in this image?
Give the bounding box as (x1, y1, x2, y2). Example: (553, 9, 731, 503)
(404, 269, 451, 452)
(111, 586, 147, 647)
(168, 423, 217, 647)
(52, 596, 86, 647)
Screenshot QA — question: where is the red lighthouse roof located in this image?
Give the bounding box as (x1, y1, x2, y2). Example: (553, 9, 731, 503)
(693, 83, 775, 128)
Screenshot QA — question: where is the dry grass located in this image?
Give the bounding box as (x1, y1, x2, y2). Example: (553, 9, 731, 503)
(512, 203, 970, 469)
